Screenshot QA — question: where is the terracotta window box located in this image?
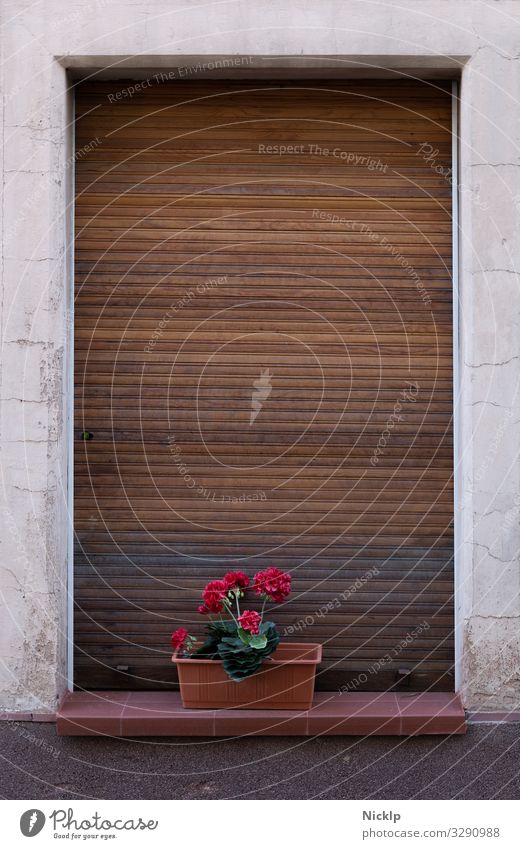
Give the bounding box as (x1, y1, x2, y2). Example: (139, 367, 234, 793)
(173, 642, 322, 710)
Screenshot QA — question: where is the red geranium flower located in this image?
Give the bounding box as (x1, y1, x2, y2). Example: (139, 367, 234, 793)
(202, 579, 228, 613)
(253, 567, 291, 603)
(223, 571, 250, 592)
(171, 627, 189, 650)
(238, 610, 261, 635)
(197, 604, 209, 615)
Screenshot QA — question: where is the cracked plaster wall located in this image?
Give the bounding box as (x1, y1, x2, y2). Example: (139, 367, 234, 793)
(1, 0, 520, 711)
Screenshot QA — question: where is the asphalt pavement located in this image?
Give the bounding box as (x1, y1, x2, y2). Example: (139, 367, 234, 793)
(0, 722, 518, 800)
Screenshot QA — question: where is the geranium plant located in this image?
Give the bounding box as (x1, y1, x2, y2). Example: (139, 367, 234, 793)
(170, 568, 291, 682)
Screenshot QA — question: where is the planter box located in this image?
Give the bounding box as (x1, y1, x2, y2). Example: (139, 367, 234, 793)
(172, 642, 322, 710)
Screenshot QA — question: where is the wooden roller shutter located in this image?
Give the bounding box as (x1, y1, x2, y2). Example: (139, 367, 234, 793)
(74, 79, 454, 691)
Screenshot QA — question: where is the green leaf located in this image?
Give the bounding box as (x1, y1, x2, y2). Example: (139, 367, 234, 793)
(192, 620, 281, 681)
(249, 634, 268, 649)
(193, 620, 236, 658)
(217, 624, 280, 681)
(237, 628, 251, 645)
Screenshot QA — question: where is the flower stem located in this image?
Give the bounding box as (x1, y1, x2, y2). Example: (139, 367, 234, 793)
(260, 595, 267, 623)
(223, 598, 239, 627)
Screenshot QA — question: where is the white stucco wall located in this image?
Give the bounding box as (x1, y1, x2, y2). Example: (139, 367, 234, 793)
(1, 0, 519, 711)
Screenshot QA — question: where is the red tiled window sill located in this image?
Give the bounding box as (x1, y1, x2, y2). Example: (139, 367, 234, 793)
(56, 691, 466, 737)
